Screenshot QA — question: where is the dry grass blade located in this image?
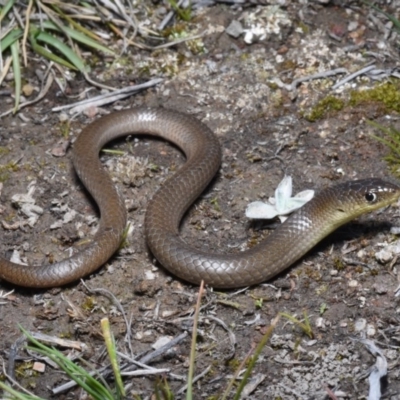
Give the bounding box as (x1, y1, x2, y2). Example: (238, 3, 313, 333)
(280, 310, 314, 339)
(232, 315, 280, 400)
(186, 280, 205, 400)
(367, 120, 400, 177)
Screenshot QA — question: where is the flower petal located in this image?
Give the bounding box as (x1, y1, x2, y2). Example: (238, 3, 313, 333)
(294, 189, 315, 201)
(275, 176, 293, 213)
(278, 197, 311, 215)
(245, 201, 278, 219)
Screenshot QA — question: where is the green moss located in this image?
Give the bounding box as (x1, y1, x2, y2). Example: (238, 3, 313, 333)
(333, 257, 345, 271)
(368, 120, 400, 178)
(267, 80, 279, 90)
(297, 21, 310, 34)
(59, 331, 72, 339)
(0, 161, 19, 182)
(276, 59, 297, 72)
(0, 146, 10, 155)
(82, 296, 96, 311)
(161, 22, 188, 38)
(303, 95, 345, 122)
(349, 81, 400, 112)
(15, 361, 34, 378)
(210, 197, 220, 212)
(186, 37, 205, 55)
(304, 80, 400, 122)
(227, 358, 240, 371)
(59, 120, 70, 139)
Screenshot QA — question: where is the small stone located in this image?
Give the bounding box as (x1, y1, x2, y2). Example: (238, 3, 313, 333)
(366, 324, 376, 336)
(50, 220, 63, 230)
(161, 310, 176, 318)
(330, 269, 338, 276)
(319, 130, 329, 138)
(354, 318, 366, 332)
(348, 280, 358, 287)
(63, 210, 76, 224)
(59, 112, 69, 122)
(315, 317, 325, 329)
(375, 248, 393, 264)
(51, 141, 69, 157)
(305, 339, 318, 346)
(152, 336, 172, 350)
(373, 283, 388, 295)
(22, 83, 34, 97)
(225, 20, 243, 38)
(145, 270, 156, 280)
(32, 362, 45, 373)
(357, 249, 366, 258)
(348, 21, 359, 32)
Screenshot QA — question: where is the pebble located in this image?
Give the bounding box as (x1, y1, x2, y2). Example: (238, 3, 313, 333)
(373, 283, 388, 295)
(375, 248, 393, 263)
(33, 362, 46, 373)
(348, 280, 358, 287)
(354, 318, 367, 332)
(152, 336, 173, 350)
(225, 20, 243, 38)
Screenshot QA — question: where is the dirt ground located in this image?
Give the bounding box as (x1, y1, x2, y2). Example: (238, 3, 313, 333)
(1, 1, 400, 399)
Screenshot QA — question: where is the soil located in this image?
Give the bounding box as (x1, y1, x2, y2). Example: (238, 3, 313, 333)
(1, 1, 400, 399)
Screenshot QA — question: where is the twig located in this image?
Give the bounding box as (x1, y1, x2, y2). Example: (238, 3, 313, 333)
(331, 64, 376, 89)
(136, 332, 188, 367)
(220, 345, 255, 400)
(81, 281, 134, 358)
(0, 289, 15, 305)
(120, 367, 170, 377)
(52, 365, 110, 394)
(51, 78, 163, 113)
(290, 67, 348, 91)
(158, 0, 189, 31)
(1, 355, 40, 398)
(177, 364, 212, 394)
(0, 72, 54, 118)
(22, 0, 34, 66)
(207, 315, 236, 358)
(7, 336, 25, 380)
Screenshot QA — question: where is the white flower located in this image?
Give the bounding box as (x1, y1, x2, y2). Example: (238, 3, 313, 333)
(245, 176, 314, 223)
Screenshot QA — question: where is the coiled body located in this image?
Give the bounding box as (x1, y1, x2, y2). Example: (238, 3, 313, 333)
(0, 108, 399, 288)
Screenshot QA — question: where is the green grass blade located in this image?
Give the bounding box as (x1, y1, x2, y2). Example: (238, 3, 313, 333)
(0, 0, 15, 23)
(10, 39, 20, 113)
(367, 120, 395, 137)
(19, 326, 114, 400)
(47, 4, 115, 52)
(40, 20, 114, 55)
(35, 31, 87, 72)
(367, 121, 400, 157)
(26, 346, 114, 399)
(232, 315, 279, 400)
(0, 28, 23, 52)
(101, 318, 125, 398)
(361, 0, 400, 32)
(279, 312, 314, 338)
(167, 0, 192, 21)
(0, 381, 44, 400)
(369, 133, 400, 156)
(29, 31, 77, 70)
